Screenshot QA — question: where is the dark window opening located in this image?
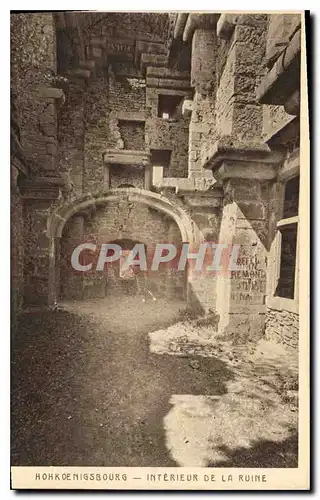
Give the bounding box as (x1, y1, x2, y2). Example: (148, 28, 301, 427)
(150, 149, 172, 183)
(283, 175, 300, 218)
(275, 224, 298, 299)
(150, 149, 172, 167)
(158, 94, 184, 120)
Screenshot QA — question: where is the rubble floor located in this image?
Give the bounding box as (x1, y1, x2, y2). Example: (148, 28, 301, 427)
(11, 297, 298, 467)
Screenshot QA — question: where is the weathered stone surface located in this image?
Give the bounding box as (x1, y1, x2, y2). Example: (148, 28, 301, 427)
(216, 14, 236, 39)
(265, 307, 299, 349)
(11, 11, 302, 350)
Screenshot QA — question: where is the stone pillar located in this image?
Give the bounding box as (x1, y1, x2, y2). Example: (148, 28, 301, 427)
(58, 82, 85, 196)
(144, 163, 153, 191)
(11, 13, 59, 178)
(206, 144, 283, 342)
(183, 189, 223, 314)
(104, 164, 110, 190)
(166, 219, 186, 299)
(21, 182, 63, 307)
(189, 28, 217, 181)
(215, 14, 268, 141)
(59, 214, 85, 301)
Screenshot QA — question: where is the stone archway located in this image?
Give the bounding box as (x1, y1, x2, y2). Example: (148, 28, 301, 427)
(47, 188, 202, 305)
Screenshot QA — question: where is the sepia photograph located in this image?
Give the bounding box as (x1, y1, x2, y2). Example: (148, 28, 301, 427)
(10, 9, 310, 490)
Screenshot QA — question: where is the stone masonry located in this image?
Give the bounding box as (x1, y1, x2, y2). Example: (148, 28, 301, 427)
(11, 12, 303, 349)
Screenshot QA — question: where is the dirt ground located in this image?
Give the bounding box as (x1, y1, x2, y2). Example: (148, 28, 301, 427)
(11, 297, 298, 467)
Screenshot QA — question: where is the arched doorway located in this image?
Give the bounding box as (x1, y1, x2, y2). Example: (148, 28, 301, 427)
(47, 188, 202, 306)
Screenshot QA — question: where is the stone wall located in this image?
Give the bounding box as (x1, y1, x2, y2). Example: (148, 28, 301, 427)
(11, 168, 24, 325)
(118, 120, 145, 150)
(145, 69, 190, 178)
(261, 13, 301, 140)
(60, 199, 185, 300)
(83, 73, 109, 194)
(265, 307, 299, 349)
(11, 12, 303, 340)
(58, 83, 85, 197)
(59, 64, 148, 198)
(109, 165, 144, 189)
(215, 15, 268, 142)
(146, 115, 189, 178)
(189, 29, 217, 181)
(11, 12, 63, 307)
(11, 13, 58, 177)
(214, 178, 269, 342)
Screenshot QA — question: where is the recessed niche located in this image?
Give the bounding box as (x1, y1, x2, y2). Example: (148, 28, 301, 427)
(118, 120, 145, 150)
(157, 94, 184, 120)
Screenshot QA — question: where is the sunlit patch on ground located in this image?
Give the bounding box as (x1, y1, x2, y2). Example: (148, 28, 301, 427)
(150, 322, 298, 467)
(12, 301, 297, 467)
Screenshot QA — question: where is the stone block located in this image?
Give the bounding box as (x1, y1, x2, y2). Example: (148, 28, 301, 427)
(182, 99, 193, 117)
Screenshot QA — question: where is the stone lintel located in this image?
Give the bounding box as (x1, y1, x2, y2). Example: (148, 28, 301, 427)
(146, 76, 190, 90)
(146, 67, 190, 80)
(149, 87, 192, 98)
(38, 86, 65, 100)
(103, 150, 150, 166)
(114, 111, 146, 122)
(20, 176, 65, 189)
(38, 86, 66, 108)
(256, 29, 301, 105)
(216, 14, 236, 39)
(20, 176, 64, 200)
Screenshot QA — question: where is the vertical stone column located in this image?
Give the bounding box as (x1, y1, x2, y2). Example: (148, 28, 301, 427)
(11, 163, 25, 326)
(60, 214, 85, 301)
(22, 187, 62, 307)
(144, 163, 153, 191)
(199, 14, 273, 341)
(188, 28, 216, 182)
(166, 219, 185, 299)
(11, 13, 68, 308)
(215, 14, 268, 141)
(58, 82, 85, 196)
(216, 179, 268, 341)
(11, 13, 59, 177)
(207, 148, 281, 342)
(104, 164, 110, 190)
